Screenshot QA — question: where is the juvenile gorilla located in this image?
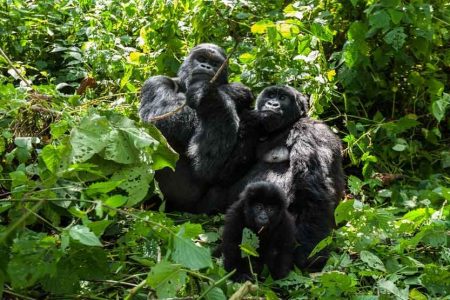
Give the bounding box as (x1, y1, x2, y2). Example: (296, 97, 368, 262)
(222, 181, 295, 281)
(213, 86, 345, 270)
(139, 44, 253, 212)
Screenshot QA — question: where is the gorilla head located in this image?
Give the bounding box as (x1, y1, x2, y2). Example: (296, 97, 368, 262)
(242, 181, 288, 233)
(256, 85, 309, 132)
(178, 43, 228, 90)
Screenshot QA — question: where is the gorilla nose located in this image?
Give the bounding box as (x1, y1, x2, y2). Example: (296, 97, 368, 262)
(266, 100, 280, 108)
(200, 63, 212, 70)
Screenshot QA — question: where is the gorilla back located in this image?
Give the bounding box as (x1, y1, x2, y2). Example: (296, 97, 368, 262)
(139, 44, 253, 212)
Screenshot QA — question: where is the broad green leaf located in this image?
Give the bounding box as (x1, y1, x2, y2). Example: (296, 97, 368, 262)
(378, 279, 408, 300)
(360, 250, 386, 272)
(309, 236, 332, 258)
(348, 175, 364, 194)
(104, 195, 127, 208)
(240, 228, 260, 258)
(251, 20, 275, 34)
(111, 165, 154, 206)
(70, 114, 109, 163)
(147, 261, 187, 299)
(40, 145, 61, 173)
(369, 10, 390, 31)
(318, 271, 356, 293)
(204, 286, 226, 300)
(86, 180, 122, 196)
(239, 53, 256, 64)
(172, 227, 212, 270)
(310, 23, 334, 42)
(104, 129, 140, 164)
(144, 124, 178, 171)
(335, 200, 354, 224)
(392, 138, 407, 152)
(69, 225, 102, 247)
(431, 93, 450, 122)
(409, 289, 427, 300)
(384, 27, 407, 50)
(7, 232, 60, 289)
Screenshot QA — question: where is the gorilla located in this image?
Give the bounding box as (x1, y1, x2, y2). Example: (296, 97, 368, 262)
(222, 181, 295, 282)
(139, 43, 253, 212)
(210, 85, 345, 270)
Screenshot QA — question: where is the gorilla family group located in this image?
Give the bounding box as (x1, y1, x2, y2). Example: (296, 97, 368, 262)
(139, 44, 345, 282)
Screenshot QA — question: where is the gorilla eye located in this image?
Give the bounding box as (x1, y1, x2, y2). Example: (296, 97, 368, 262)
(279, 95, 287, 101)
(268, 92, 275, 98)
(254, 203, 263, 211)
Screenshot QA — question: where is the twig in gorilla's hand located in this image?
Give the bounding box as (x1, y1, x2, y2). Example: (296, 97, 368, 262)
(148, 42, 239, 122)
(257, 226, 265, 234)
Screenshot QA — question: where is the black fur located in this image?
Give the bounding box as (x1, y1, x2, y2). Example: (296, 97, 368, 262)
(222, 182, 295, 281)
(217, 85, 345, 270)
(139, 44, 253, 212)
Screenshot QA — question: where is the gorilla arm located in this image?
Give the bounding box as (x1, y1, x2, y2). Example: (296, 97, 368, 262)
(187, 81, 254, 183)
(139, 75, 197, 152)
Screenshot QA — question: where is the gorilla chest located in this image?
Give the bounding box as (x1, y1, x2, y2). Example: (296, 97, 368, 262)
(261, 146, 290, 163)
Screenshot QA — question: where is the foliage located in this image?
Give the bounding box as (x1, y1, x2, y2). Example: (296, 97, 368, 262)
(0, 0, 449, 298)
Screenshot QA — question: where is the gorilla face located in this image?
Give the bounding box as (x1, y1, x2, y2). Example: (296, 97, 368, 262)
(178, 43, 228, 89)
(256, 86, 308, 132)
(242, 182, 287, 232)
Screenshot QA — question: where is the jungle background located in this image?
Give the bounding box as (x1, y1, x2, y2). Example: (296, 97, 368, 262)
(0, 0, 449, 299)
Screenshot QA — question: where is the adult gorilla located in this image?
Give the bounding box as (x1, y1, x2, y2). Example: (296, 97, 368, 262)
(139, 44, 253, 212)
(207, 86, 345, 270)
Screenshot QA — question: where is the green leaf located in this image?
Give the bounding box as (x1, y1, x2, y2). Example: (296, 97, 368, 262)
(69, 225, 102, 247)
(70, 114, 110, 163)
(431, 93, 450, 122)
(240, 228, 260, 258)
(86, 180, 122, 197)
(309, 236, 332, 258)
(104, 195, 127, 208)
(388, 9, 403, 24)
(348, 175, 364, 194)
(335, 200, 354, 224)
(111, 165, 154, 206)
(204, 286, 226, 300)
(104, 129, 140, 164)
(347, 21, 368, 41)
(239, 53, 256, 64)
(40, 145, 61, 173)
(384, 27, 407, 50)
(251, 20, 275, 34)
(392, 138, 407, 152)
(369, 10, 390, 31)
(378, 279, 408, 299)
(144, 124, 178, 171)
(172, 227, 212, 270)
(360, 250, 386, 272)
(311, 23, 335, 42)
(7, 232, 60, 289)
(146, 261, 187, 299)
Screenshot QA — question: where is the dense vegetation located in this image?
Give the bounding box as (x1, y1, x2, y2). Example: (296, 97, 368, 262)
(0, 0, 449, 298)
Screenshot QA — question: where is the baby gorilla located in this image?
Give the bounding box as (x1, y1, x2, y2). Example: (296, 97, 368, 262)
(222, 182, 295, 282)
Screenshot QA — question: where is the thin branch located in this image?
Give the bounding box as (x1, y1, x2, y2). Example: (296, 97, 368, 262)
(198, 270, 236, 300)
(0, 47, 33, 89)
(124, 279, 148, 300)
(148, 41, 240, 122)
(229, 281, 258, 300)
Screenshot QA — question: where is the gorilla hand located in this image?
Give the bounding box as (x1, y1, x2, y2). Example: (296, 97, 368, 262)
(186, 78, 214, 109)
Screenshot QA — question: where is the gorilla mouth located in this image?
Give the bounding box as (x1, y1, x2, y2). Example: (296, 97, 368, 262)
(261, 108, 282, 115)
(192, 70, 214, 77)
